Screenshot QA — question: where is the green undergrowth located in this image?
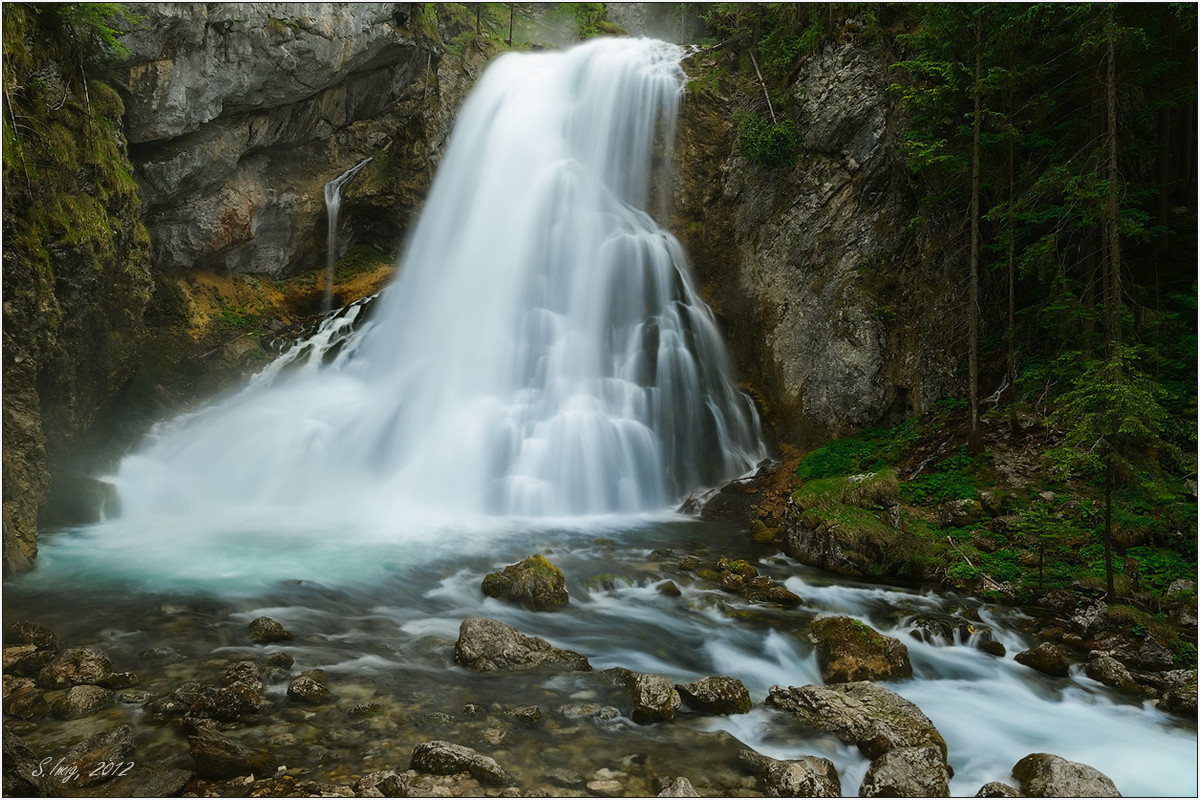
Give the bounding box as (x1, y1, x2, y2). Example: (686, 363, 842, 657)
(791, 398, 1197, 636)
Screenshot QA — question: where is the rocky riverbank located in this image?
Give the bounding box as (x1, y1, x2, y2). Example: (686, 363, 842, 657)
(5, 538, 1191, 798)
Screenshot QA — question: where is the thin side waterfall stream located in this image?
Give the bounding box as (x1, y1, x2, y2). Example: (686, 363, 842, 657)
(322, 157, 372, 314)
(5, 38, 1195, 797)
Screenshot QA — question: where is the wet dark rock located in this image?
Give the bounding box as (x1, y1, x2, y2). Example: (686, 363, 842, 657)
(543, 768, 586, 788)
(147, 680, 205, 720)
(658, 580, 682, 597)
(247, 616, 294, 643)
(191, 679, 268, 721)
(481, 553, 569, 611)
(95, 670, 140, 689)
(675, 675, 752, 715)
(509, 705, 543, 726)
(5, 621, 58, 651)
(60, 724, 138, 788)
(86, 766, 194, 798)
(35, 645, 113, 688)
(973, 629, 1007, 657)
(288, 669, 330, 704)
(350, 700, 384, 717)
(1014, 642, 1070, 678)
(625, 672, 682, 724)
(3, 731, 52, 796)
(711, 556, 802, 606)
(224, 660, 264, 690)
(748, 753, 842, 798)
(1085, 652, 1153, 697)
(1091, 632, 1176, 672)
(3, 646, 56, 677)
(1011, 752, 1121, 797)
(975, 781, 1020, 797)
(557, 701, 620, 720)
(3, 679, 48, 720)
(905, 613, 973, 646)
(859, 746, 950, 797)
(767, 682, 947, 761)
(267, 651, 295, 669)
(51, 683, 114, 719)
(657, 776, 701, 796)
(410, 739, 507, 785)
(353, 769, 412, 797)
(453, 616, 591, 673)
(808, 615, 913, 683)
(1158, 680, 1198, 716)
(189, 728, 278, 780)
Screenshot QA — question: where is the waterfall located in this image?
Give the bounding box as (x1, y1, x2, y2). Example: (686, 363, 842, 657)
(114, 37, 765, 527)
(322, 157, 372, 313)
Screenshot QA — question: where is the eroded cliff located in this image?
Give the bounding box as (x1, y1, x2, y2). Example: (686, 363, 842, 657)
(674, 39, 958, 448)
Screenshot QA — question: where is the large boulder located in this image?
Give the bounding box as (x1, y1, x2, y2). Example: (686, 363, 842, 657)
(481, 553, 569, 611)
(808, 615, 913, 683)
(740, 751, 841, 798)
(188, 729, 277, 780)
(767, 682, 947, 761)
(51, 684, 114, 720)
(35, 645, 114, 688)
(453, 617, 591, 673)
(410, 740, 507, 785)
(1014, 642, 1070, 678)
(624, 672, 682, 724)
(58, 725, 138, 789)
(1011, 753, 1121, 797)
(859, 746, 950, 797)
(675, 675, 753, 715)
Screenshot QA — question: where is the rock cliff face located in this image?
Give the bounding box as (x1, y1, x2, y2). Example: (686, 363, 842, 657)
(114, 2, 449, 278)
(2, 7, 154, 569)
(674, 41, 958, 447)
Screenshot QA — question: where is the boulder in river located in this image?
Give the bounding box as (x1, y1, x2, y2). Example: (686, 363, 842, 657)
(410, 739, 507, 785)
(454, 616, 591, 673)
(481, 553, 569, 611)
(1011, 752, 1121, 797)
(189, 729, 278, 780)
(676, 675, 752, 715)
(247, 616, 293, 644)
(354, 769, 413, 797)
(287, 669, 330, 704)
(657, 776, 701, 796)
(974, 780, 1020, 797)
(808, 615, 913, 683)
(1013, 642, 1070, 677)
(35, 645, 113, 688)
(859, 746, 950, 797)
(767, 682, 947, 761)
(740, 750, 842, 797)
(51, 683, 114, 720)
(58, 725, 138, 788)
(625, 671, 682, 723)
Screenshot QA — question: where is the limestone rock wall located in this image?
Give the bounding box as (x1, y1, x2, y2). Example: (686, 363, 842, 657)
(674, 41, 958, 448)
(114, 2, 444, 278)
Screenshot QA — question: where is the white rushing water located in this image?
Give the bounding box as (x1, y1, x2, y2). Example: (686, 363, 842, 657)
(321, 157, 373, 313)
(113, 37, 763, 546)
(13, 38, 1194, 797)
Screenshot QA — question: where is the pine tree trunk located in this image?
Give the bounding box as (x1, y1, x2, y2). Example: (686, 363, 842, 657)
(1104, 455, 1115, 597)
(967, 13, 983, 453)
(1105, 7, 1122, 349)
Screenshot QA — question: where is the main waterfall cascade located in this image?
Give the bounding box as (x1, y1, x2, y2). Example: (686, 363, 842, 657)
(119, 38, 765, 525)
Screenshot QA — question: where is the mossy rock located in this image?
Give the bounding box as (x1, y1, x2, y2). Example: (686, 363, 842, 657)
(807, 615, 913, 683)
(481, 554, 569, 611)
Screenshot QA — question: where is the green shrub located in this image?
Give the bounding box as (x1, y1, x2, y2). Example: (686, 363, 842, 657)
(736, 112, 802, 170)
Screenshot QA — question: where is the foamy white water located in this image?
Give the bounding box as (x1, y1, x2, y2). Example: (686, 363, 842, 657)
(112, 37, 763, 544)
